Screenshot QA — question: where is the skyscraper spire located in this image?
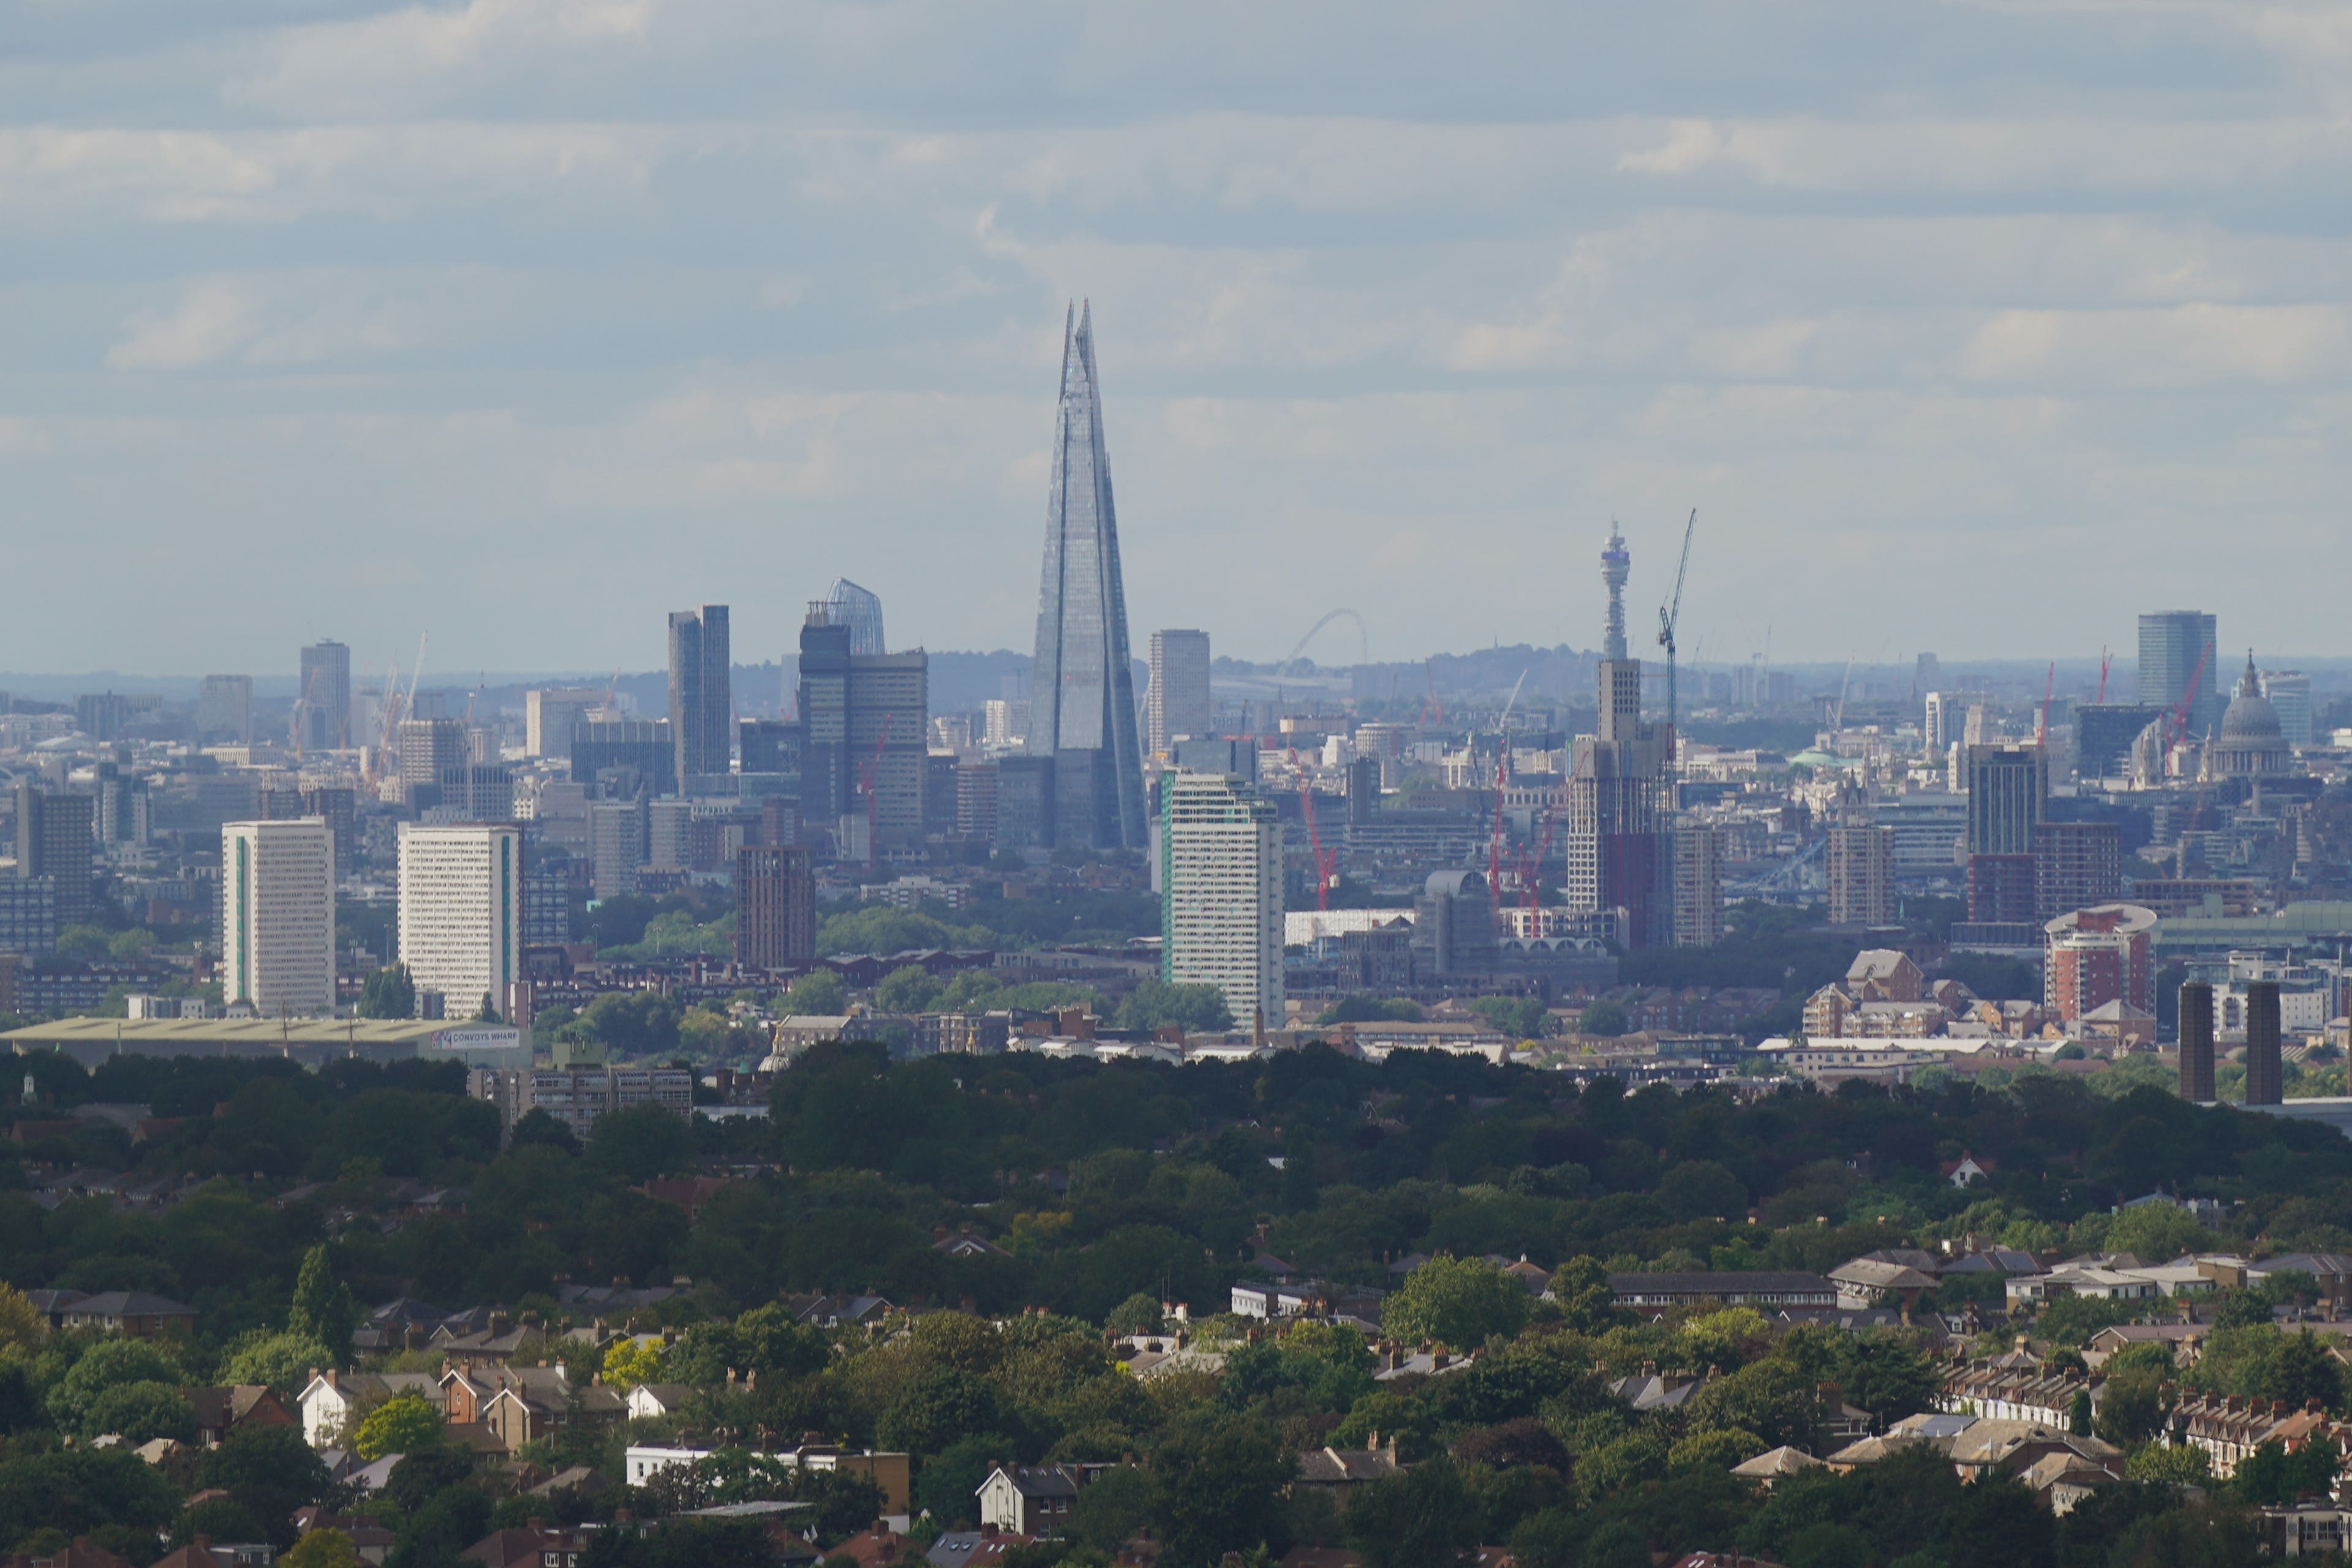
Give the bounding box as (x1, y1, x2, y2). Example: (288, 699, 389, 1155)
(1030, 301, 1146, 850)
(1600, 524, 1631, 662)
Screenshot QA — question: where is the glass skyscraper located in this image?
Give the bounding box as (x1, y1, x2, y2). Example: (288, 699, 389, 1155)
(825, 579, 887, 657)
(667, 604, 732, 786)
(1029, 303, 1146, 851)
(2138, 610, 2219, 739)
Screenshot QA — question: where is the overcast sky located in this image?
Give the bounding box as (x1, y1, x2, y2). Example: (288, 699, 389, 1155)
(4, 0, 2349, 680)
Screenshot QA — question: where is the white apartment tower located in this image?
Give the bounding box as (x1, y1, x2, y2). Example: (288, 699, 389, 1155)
(398, 823, 524, 1022)
(1159, 771, 1284, 1030)
(1147, 630, 1214, 758)
(220, 818, 336, 1016)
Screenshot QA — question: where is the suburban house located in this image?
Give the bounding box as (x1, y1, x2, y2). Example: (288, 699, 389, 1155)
(1827, 1259, 1939, 1313)
(978, 1464, 1100, 1536)
(181, 1385, 295, 1448)
(459, 1523, 597, 1568)
(477, 1365, 628, 1452)
(56, 1291, 195, 1338)
(296, 1370, 445, 1449)
(625, 1384, 698, 1420)
(1291, 1443, 1404, 1512)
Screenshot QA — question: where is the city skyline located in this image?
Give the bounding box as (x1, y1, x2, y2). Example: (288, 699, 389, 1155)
(7, 4, 2351, 672)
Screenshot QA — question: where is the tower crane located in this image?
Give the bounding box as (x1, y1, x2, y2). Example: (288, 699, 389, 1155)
(1656, 508, 1697, 739)
(1286, 748, 1338, 911)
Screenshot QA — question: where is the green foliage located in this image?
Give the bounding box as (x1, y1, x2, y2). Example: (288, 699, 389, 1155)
(586, 1101, 694, 1183)
(0, 1448, 181, 1547)
(1103, 1294, 1164, 1336)
(2126, 1443, 2214, 1485)
(288, 1244, 358, 1363)
(2105, 1202, 2214, 1262)
(1382, 1256, 1532, 1349)
(358, 963, 417, 1020)
(783, 969, 850, 1016)
(1065, 1463, 1156, 1553)
(1473, 997, 1553, 1040)
(48, 1337, 182, 1433)
(571, 991, 685, 1058)
(875, 965, 943, 1014)
(1148, 1408, 1294, 1568)
(353, 1393, 443, 1460)
(1117, 979, 1234, 1035)
(2033, 1293, 2136, 1348)
(82, 1379, 195, 1443)
(202, 1423, 334, 1545)
(1578, 1000, 1629, 1038)
(1315, 997, 1423, 1026)
(219, 1330, 339, 1394)
(1346, 1457, 1480, 1568)
(2234, 1436, 2342, 1506)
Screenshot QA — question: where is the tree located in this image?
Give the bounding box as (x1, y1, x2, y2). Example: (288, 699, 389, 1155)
(1657, 1161, 1748, 1223)
(352, 1393, 443, 1460)
(1066, 1464, 1157, 1554)
(1104, 1294, 1164, 1336)
(288, 1245, 358, 1364)
(2095, 1366, 2167, 1446)
(1382, 1256, 1531, 1349)
(1471, 997, 1551, 1041)
(783, 970, 849, 1016)
(357, 963, 417, 1020)
(586, 1102, 694, 1183)
(874, 965, 941, 1015)
(82, 1381, 195, 1444)
(1347, 1458, 1479, 1568)
(473, 993, 500, 1022)
(2126, 1443, 2214, 1485)
(279, 1530, 363, 1568)
(508, 1108, 581, 1155)
(2235, 1436, 2342, 1506)
(202, 1425, 334, 1545)
(221, 1331, 339, 1395)
(1148, 1409, 1294, 1568)
(878, 1366, 1001, 1456)
(602, 1338, 669, 1387)
(0, 1284, 43, 1354)
(1117, 979, 1233, 1035)
(1579, 1000, 1629, 1038)
(2263, 1329, 2345, 1413)
(48, 1338, 183, 1433)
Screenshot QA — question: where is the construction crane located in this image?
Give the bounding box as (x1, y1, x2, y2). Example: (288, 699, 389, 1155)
(1287, 748, 1338, 911)
(2166, 646, 2213, 750)
(1417, 658, 1446, 730)
(1656, 508, 1697, 739)
(2097, 647, 2112, 704)
(2037, 662, 2055, 745)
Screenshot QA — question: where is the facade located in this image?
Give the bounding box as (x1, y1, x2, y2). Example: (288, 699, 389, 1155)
(2245, 981, 2283, 1106)
(195, 674, 253, 743)
(1028, 302, 1147, 851)
(526, 687, 607, 758)
(398, 824, 523, 1022)
(739, 718, 798, 775)
(0, 878, 58, 956)
(572, 718, 675, 797)
(436, 764, 514, 823)
(1826, 825, 1894, 925)
(2263, 669, 2313, 747)
(219, 818, 336, 1016)
(666, 603, 733, 785)
(824, 578, 888, 656)
(1966, 744, 2046, 923)
(2179, 981, 2216, 1101)
(2043, 903, 2157, 1022)
(2034, 821, 2121, 921)
(398, 716, 469, 793)
(13, 783, 94, 928)
(799, 605, 929, 851)
(736, 845, 817, 970)
(1147, 629, 1214, 758)
(589, 797, 649, 900)
(468, 1065, 695, 1139)
(2076, 703, 2162, 779)
(1161, 771, 1283, 1030)
(2139, 611, 2221, 738)
(1411, 871, 1498, 979)
(1670, 824, 1723, 948)
(298, 640, 351, 753)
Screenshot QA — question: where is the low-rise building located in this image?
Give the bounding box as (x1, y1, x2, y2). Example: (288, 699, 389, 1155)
(1608, 1272, 1837, 1314)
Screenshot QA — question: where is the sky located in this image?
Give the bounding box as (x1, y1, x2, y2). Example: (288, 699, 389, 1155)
(4, 0, 2351, 680)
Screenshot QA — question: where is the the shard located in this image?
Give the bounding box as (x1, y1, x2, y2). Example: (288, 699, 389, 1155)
(1029, 302, 1146, 851)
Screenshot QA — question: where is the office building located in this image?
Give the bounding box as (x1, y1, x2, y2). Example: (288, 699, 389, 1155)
(1826, 825, 1894, 926)
(13, 783, 94, 929)
(398, 717, 469, 794)
(797, 602, 928, 853)
(736, 845, 817, 970)
(1965, 744, 2046, 922)
(398, 824, 522, 1022)
(2034, 821, 2120, 921)
(436, 765, 515, 823)
(2139, 611, 2220, 739)
(298, 641, 352, 753)
(1147, 630, 1213, 758)
(74, 692, 157, 744)
(667, 604, 733, 786)
(993, 756, 1055, 853)
(956, 761, 1000, 841)
(573, 719, 675, 797)
(2043, 903, 2156, 1022)
(2076, 704, 2162, 780)
(469, 1065, 694, 1139)
(220, 818, 336, 1016)
(824, 579, 888, 657)
(2179, 982, 2215, 1102)
(740, 719, 799, 776)
(2244, 981, 2283, 1106)
(262, 786, 356, 873)
(94, 763, 148, 846)
(1563, 528, 1675, 946)
(1160, 771, 1283, 1030)
(2262, 669, 2313, 747)
(196, 676, 254, 744)
(648, 799, 693, 872)
(1412, 870, 1499, 979)
(522, 845, 575, 949)
(589, 797, 649, 900)
(983, 698, 1028, 750)
(1922, 692, 1950, 755)
(0, 879, 57, 957)
(1028, 302, 1147, 851)
(1670, 824, 1722, 948)
(526, 687, 608, 758)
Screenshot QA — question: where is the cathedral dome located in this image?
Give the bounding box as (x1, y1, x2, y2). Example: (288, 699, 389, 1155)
(2219, 654, 2283, 746)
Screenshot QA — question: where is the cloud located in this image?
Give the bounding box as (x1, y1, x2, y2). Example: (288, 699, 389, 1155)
(107, 282, 258, 369)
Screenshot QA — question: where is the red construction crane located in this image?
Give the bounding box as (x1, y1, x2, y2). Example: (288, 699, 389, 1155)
(1487, 733, 1512, 908)
(2097, 647, 2112, 704)
(857, 714, 892, 869)
(2166, 646, 2212, 748)
(1418, 658, 1446, 729)
(1287, 748, 1338, 911)
(1522, 790, 1567, 914)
